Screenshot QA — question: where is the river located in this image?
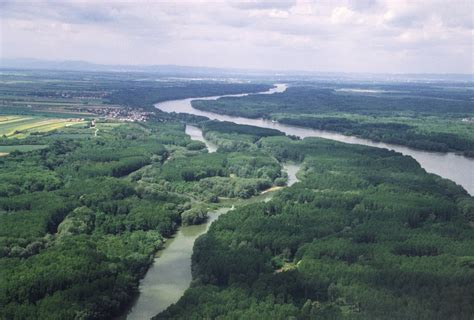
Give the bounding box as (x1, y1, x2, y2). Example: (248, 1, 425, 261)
(126, 122, 302, 319)
(126, 207, 232, 319)
(185, 124, 217, 153)
(156, 84, 474, 196)
(127, 83, 472, 319)
(284, 163, 301, 187)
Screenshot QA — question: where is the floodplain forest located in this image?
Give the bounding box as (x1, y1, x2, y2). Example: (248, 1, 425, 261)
(0, 70, 472, 320)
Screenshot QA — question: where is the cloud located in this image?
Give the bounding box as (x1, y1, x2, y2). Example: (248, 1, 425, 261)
(330, 6, 365, 25)
(230, 0, 296, 10)
(0, 0, 472, 73)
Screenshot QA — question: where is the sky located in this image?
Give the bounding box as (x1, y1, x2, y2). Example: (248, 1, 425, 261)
(0, 0, 473, 74)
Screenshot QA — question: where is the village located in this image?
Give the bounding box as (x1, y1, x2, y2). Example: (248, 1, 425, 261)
(80, 106, 154, 122)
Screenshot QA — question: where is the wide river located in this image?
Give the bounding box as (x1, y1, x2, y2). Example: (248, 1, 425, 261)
(126, 83, 472, 319)
(156, 84, 474, 196)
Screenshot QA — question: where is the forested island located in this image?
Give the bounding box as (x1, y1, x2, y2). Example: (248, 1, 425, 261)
(158, 135, 474, 319)
(0, 70, 473, 319)
(192, 84, 474, 157)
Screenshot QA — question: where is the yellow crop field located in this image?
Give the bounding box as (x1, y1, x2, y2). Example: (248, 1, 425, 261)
(0, 116, 86, 138)
(0, 116, 24, 122)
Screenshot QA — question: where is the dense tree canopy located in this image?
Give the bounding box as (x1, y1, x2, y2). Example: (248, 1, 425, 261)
(0, 118, 288, 319)
(192, 84, 474, 156)
(158, 136, 474, 320)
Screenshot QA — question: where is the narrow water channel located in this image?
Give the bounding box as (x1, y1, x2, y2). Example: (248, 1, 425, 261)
(185, 124, 217, 153)
(126, 122, 230, 318)
(284, 163, 301, 187)
(126, 207, 231, 319)
(262, 163, 301, 204)
(126, 124, 301, 319)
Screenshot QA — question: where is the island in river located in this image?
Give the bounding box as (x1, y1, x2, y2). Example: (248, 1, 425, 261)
(156, 84, 474, 195)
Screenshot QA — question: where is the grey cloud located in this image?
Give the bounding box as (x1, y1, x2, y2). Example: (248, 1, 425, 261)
(0, 0, 471, 73)
(347, 0, 379, 11)
(230, 0, 296, 10)
(0, 1, 119, 24)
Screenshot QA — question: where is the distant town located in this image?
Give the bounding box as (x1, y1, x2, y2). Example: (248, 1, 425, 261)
(79, 106, 153, 122)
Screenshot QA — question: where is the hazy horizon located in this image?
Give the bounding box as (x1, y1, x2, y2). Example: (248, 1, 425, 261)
(1, 0, 473, 74)
(2, 57, 474, 77)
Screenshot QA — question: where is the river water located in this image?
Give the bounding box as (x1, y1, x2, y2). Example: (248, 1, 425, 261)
(126, 207, 232, 319)
(284, 163, 301, 187)
(156, 84, 474, 196)
(127, 83, 472, 319)
(126, 121, 302, 319)
(185, 124, 217, 153)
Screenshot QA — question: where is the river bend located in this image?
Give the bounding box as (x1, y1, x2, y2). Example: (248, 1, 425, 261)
(156, 84, 474, 195)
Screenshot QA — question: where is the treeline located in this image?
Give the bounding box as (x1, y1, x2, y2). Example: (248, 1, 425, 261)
(191, 85, 474, 156)
(198, 120, 284, 152)
(192, 86, 474, 118)
(201, 120, 284, 140)
(277, 116, 474, 156)
(157, 136, 474, 319)
(139, 150, 283, 201)
(107, 83, 271, 110)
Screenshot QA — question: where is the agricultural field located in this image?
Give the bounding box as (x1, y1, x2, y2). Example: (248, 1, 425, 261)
(0, 69, 271, 119)
(0, 115, 86, 138)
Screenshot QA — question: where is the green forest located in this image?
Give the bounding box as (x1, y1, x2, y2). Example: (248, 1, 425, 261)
(1, 70, 473, 320)
(192, 84, 474, 156)
(158, 136, 474, 320)
(0, 112, 290, 319)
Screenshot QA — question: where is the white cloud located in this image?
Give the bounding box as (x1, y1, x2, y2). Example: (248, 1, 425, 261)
(331, 6, 362, 25)
(0, 0, 472, 73)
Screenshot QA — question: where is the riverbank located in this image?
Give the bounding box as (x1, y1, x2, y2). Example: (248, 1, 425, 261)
(124, 82, 474, 319)
(125, 115, 300, 318)
(155, 84, 474, 195)
(126, 207, 232, 319)
(156, 133, 474, 320)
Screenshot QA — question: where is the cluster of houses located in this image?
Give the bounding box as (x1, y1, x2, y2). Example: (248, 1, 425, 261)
(84, 107, 153, 122)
